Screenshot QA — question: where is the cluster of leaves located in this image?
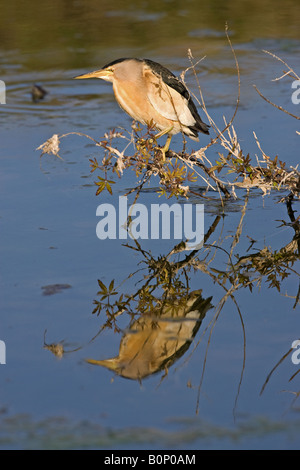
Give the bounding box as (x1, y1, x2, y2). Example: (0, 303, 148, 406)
(213, 149, 253, 178)
(91, 241, 193, 334)
(92, 279, 122, 332)
(88, 125, 198, 200)
(215, 149, 283, 182)
(234, 246, 299, 292)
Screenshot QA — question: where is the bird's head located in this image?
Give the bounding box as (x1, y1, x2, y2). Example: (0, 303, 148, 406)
(74, 58, 144, 84)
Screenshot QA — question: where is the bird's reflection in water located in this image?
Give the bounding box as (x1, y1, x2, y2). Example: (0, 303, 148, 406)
(86, 290, 212, 381)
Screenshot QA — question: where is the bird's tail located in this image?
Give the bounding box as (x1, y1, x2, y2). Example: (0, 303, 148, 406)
(193, 120, 210, 135)
(186, 120, 210, 140)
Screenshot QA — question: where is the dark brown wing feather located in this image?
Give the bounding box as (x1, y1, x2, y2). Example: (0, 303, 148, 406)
(143, 59, 210, 137)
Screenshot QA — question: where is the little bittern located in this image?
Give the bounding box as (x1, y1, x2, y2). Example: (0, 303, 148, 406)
(75, 58, 209, 159)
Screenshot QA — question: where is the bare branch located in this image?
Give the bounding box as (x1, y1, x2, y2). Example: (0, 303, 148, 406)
(253, 84, 300, 120)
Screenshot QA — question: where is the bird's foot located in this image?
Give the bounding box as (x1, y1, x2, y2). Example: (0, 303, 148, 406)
(160, 148, 166, 162)
(154, 146, 166, 162)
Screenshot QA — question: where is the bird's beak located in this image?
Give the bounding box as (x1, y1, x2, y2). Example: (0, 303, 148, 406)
(85, 357, 120, 371)
(74, 69, 113, 81)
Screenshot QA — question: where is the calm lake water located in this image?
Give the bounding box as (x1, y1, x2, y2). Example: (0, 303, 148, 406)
(1, 0, 300, 450)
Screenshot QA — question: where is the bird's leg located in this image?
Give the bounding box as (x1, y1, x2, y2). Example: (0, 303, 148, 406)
(159, 134, 172, 162)
(154, 126, 173, 161)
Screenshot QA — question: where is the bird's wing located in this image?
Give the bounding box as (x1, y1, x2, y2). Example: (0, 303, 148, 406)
(144, 68, 196, 127)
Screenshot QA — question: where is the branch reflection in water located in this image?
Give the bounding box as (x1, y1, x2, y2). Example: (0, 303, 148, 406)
(44, 196, 300, 412)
